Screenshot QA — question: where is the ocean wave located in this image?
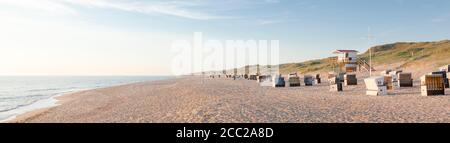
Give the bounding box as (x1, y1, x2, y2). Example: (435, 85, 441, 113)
(0, 98, 41, 112)
(26, 88, 62, 92)
(0, 76, 171, 122)
(0, 94, 48, 100)
(0, 93, 56, 112)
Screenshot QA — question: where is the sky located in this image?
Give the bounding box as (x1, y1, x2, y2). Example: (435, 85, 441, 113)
(0, 0, 449, 75)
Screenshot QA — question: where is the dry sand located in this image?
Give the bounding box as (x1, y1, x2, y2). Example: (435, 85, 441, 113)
(11, 76, 450, 123)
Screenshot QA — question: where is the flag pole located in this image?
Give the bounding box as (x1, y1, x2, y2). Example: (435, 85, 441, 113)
(368, 27, 372, 77)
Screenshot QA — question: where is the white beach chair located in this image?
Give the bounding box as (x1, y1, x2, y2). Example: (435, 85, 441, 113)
(364, 76, 388, 96)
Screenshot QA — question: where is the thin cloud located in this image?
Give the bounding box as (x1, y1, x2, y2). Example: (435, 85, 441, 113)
(258, 19, 283, 25)
(0, 0, 78, 15)
(61, 0, 225, 20)
(431, 15, 449, 23)
(0, 0, 226, 20)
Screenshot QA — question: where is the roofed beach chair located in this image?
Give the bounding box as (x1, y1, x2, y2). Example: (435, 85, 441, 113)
(304, 75, 314, 86)
(259, 75, 273, 87)
(384, 76, 394, 90)
(398, 73, 413, 87)
(329, 76, 343, 92)
(257, 75, 270, 83)
(344, 74, 357, 86)
(288, 73, 301, 87)
(432, 71, 449, 88)
(364, 76, 387, 96)
(273, 75, 286, 87)
(249, 75, 258, 80)
(421, 74, 445, 96)
(389, 70, 402, 87)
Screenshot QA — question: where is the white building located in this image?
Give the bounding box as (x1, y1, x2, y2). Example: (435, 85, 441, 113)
(333, 50, 358, 63)
(333, 50, 359, 72)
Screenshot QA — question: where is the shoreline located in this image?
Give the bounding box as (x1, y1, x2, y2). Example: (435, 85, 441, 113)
(1, 94, 61, 123)
(9, 76, 450, 123)
(7, 90, 87, 123)
(5, 77, 176, 123)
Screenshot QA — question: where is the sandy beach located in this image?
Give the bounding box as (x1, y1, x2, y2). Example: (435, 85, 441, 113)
(11, 76, 450, 123)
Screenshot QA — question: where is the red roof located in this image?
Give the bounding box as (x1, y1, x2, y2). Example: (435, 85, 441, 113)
(333, 50, 358, 54)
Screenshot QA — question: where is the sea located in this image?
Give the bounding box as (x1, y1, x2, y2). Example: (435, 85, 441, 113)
(0, 76, 172, 122)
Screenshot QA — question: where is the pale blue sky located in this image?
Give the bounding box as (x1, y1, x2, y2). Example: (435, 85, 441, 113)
(0, 0, 449, 75)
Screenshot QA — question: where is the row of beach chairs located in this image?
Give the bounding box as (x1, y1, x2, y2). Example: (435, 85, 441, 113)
(210, 65, 449, 96)
(255, 73, 322, 87)
(364, 66, 449, 96)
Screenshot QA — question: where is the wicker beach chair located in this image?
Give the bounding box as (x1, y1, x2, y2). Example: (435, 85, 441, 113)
(344, 74, 357, 86)
(364, 76, 388, 96)
(421, 74, 445, 96)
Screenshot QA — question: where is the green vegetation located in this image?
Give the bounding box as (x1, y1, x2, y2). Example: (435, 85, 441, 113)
(359, 40, 450, 68)
(279, 59, 333, 74)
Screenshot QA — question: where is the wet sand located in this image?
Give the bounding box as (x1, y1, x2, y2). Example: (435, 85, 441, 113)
(11, 76, 450, 123)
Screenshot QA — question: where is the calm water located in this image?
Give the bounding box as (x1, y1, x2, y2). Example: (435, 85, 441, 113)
(0, 76, 171, 122)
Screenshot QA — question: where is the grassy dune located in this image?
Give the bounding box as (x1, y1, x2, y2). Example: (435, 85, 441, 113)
(359, 40, 450, 69)
(280, 40, 450, 75)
